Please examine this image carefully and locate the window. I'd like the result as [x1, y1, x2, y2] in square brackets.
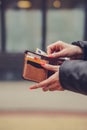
[46, 0, 86, 46]
[6, 10, 42, 52]
[47, 9, 85, 45]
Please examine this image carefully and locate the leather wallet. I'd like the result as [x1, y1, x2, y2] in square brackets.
[22, 50, 66, 82]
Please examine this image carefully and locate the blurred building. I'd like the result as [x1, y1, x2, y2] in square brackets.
[0, 0, 87, 120]
[1, 0, 87, 80]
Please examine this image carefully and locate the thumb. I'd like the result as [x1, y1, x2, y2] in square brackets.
[49, 49, 68, 58]
[40, 63, 59, 72]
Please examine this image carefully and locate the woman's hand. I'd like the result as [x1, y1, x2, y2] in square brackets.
[47, 41, 83, 59]
[29, 64, 64, 92]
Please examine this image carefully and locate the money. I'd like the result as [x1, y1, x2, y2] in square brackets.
[36, 48, 47, 56]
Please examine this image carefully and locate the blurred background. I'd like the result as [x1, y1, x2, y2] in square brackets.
[0, 0, 87, 130]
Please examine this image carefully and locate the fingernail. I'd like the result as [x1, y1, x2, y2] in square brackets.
[40, 62, 46, 66]
[48, 54, 54, 58]
[29, 86, 38, 90]
[29, 88, 33, 90]
[29, 87, 33, 89]
[29, 87, 33, 90]
[34, 57, 38, 60]
[29, 86, 37, 90]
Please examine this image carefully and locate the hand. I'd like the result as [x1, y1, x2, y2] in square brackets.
[47, 41, 83, 59]
[29, 64, 64, 92]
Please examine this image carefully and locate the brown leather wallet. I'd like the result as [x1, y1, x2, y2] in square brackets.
[22, 50, 66, 82]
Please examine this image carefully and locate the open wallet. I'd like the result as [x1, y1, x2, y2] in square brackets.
[22, 48, 69, 83]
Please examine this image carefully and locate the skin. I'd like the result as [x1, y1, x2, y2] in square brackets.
[30, 64, 64, 91]
[30, 41, 83, 92]
[47, 41, 83, 59]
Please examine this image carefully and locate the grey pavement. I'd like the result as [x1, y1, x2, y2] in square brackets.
[0, 81, 87, 112]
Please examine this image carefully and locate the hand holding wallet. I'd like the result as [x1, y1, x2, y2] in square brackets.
[22, 49, 68, 82]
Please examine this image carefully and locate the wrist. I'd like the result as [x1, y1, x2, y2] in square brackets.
[72, 41, 84, 59]
[73, 45, 84, 59]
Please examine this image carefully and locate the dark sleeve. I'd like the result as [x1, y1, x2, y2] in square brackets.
[59, 60, 87, 95]
[72, 41, 87, 60]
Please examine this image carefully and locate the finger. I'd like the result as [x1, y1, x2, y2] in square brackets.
[42, 87, 49, 92]
[42, 86, 64, 92]
[29, 83, 39, 90]
[47, 82, 64, 91]
[47, 43, 57, 54]
[56, 87, 64, 91]
[43, 87, 56, 92]
[30, 72, 59, 90]
[48, 49, 69, 58]
[49, 88, 57, 91]
[43, 82, 64, 91]
[42, 82, 58, 91]
[47, 41, 65, 55]
[47, 46, 52, 55]
[49, 87, 64, 91]
[29, 76, 54, 89]
[47, 41, 60, 54]
[41, 63, 59, 72]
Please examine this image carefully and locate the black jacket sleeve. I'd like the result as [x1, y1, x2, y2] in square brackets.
[59, 41, 87, 95]
[72, 41, 87, 60]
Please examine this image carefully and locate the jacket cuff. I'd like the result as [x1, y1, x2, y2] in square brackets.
[72, 41, 87, 60]
[59, 61, 77, 93]
[59, 60, 87, 95]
